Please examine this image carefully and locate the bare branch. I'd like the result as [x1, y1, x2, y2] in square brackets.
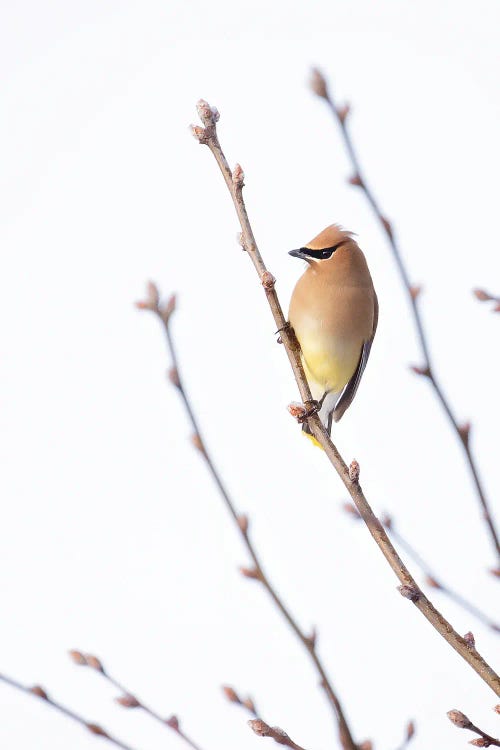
[447, 709, 500, 747]
[68, 650, 205, 750]
[137, 285, 358, 750]
[188, 99, 500, 697]
[248, 718, 310, 750]
[0, 672, 139, 750]
[310, 68, 500, 567]
[342, 507, 500, 632]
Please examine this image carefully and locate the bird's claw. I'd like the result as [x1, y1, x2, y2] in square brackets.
[297, 400, 320, 423]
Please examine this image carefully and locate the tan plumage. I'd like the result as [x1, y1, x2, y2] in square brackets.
[288, 224, 378, 437]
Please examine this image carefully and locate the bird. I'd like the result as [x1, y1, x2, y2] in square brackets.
[288, 224, 378, 441]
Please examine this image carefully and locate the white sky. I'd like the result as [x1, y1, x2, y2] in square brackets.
[1, 2, 499, 750]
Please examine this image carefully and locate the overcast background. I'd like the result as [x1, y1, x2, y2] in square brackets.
[1, 2, 499, 749]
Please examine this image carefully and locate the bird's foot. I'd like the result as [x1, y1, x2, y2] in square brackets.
[298, 399, 320, 423]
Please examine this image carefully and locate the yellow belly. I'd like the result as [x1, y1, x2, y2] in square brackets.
[301, 335, 361, 394]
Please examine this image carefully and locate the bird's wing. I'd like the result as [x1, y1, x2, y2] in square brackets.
[331, 292, 379, 424]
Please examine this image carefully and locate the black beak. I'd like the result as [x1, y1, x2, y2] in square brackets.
[288, 248, 309, 260]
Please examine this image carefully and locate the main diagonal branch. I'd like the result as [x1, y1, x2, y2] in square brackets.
[191, 99, 500, 697]
[310, 69, 500, 568]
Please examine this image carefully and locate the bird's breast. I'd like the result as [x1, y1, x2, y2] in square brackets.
[289, 279, 374, 393]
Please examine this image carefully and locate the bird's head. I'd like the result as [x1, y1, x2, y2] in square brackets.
[289, 224, 355, 263]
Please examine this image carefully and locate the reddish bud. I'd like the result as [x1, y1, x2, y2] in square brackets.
[425, 575, 442, 590]
[146, 281, 159, 309]
[406, 720, 415, 740]
[261, 271, 276, 291]
[165, 715, 180, 731]
[116, 694, 140, 708]
[469, 739, 489, 747]
[310, 68, 329, 99]
[381, 216, 393, 238]
[409, 364, 431, 377]
[490, 568, 500, 578]
[473, 288, 491, 301]
[87, 724, 109, 737]
[447, 710, 472, 729]
[398, 584, 420, 602]
[458, 422, 471, 444]
[337, 103, 351, 123]
[348, 460, 360, 483]
[306, 626, 317, 649]
[168, 367, 181, 388]
[494, 705, 500, 714]
[237, 514, 249, 534]
[68, 650, 87, 666]
[287, 402, 307, 420]
[240, 566, 262, 581]
[191, 433, 205, 452]
[135, 300, 150, 310]
[358, 742, 373, 750]
[243, 696, 257, 714]
[30, 685, 48, 700]
[85, 655, 104, 673]
[381, 512, 392, 529]
[464, 631, 476, 648]
[493, 302, 500, 312]
[196, 99, 216, 127]
[409, 285, 422, 300]
[342, 502, 360, 519]
[222, 686, 240, 704]
[232, 164, 245, 188]
[160, 294, 176, 325]
[348, 174, 363, 187]
[190, 125, 208, 143]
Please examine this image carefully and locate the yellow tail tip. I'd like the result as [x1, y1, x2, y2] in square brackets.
[303, 431, 324, 450]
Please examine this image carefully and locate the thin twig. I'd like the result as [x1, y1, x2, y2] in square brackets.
[137, 285, 358, 750]
[447, 709, 500, 747]
[0, 672, 139, 750]
[189, 99, 500, 697]
[222, 685, 258, 717]
[343, 505, 500, 633]
[248, 718, 310, 750]
[310, 68, 500, 568]
[394, 720, 415, 750]
[68, 650, 205, 750]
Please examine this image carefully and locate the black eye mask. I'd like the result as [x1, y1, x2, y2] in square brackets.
[288, 240, 348, 261]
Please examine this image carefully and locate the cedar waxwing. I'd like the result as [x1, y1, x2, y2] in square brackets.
[288, 224, 378, 439]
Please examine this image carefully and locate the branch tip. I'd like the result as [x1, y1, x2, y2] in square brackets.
[309, 68, 329, 99]
[447, 710, 472, 729]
